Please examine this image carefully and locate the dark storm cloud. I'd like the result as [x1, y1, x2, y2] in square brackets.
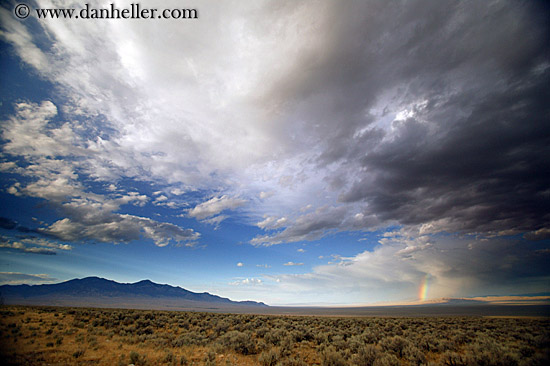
[2, 0, 549, 249]
[0, 217, 40, 234]
[431, 238, 550, 291]
[0, 217, 17, 230]
[341, 77, 550, 233]
[263, 0, 550, 238]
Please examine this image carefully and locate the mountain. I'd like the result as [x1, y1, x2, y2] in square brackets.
[0, 277, 267, 311]
[429, 298, 486, 305]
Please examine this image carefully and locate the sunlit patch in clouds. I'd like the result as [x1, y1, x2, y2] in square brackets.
[0, 272, 57, 285]
[0, 235, 72, 255]
[0, 0, 549, 304]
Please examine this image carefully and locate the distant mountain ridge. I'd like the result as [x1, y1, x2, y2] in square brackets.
[0, 277, 267, 309]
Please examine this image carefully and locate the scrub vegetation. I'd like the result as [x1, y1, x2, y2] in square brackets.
[0, 306, 548, 365]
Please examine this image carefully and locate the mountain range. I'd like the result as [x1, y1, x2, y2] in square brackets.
[0, 277, 267, 311]
[1, 277, 548, 317]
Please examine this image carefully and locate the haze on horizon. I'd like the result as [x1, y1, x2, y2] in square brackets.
[0, 0, 549, 306]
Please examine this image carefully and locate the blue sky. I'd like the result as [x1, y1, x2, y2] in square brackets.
[0, 0, 549, 306]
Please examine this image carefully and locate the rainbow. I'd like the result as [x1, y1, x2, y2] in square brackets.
[418, 274, 429, 301]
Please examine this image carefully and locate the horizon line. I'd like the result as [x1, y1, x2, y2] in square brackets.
[2, 276, 550, 307]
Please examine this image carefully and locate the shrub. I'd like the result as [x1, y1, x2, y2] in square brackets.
[203, 350, 216, 366]
[403, 344, 426, 365]
[438, 351, 468, 366]
[265, 328, 287, 346]
[379, 335, 410, 358]
[129, 350, 148, 366]
[259, 348, 281, 366]
[219, 330, 257, 355]
[179, 354, 189, 366]
[372, 353, 400, 366]
[279, 355, 308, 366]
[280, 334, 295, 356]
[1, 305, 548, 366]
[72, 349, 85, 358]
[352, 344, 379, 366]
[117, 354, 126, 366]
[322, 346, 348, 366]
[163, 351, 174, 363]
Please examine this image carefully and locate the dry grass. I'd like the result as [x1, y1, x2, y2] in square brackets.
[0, 305, 548, 365]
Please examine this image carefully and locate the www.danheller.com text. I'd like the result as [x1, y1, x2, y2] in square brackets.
[33, 3, 198, 20]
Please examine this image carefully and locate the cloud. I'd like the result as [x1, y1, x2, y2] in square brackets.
[270, 230, 550, 304]
[283, 262, 304, 266]
[0, 241, 56, 255]
[44, 215, 199, 247]
[259, 191, 274, 200]
[170, 188, 186, 196]
[0, 235, 72, 255]
[280, 1, 547, 243]
[0, 217, 17, 230]
[0, 6, 49, 71]
[255, 0, 547, 245]
[229, 278, 263, 286]
[0, 101, 200, 247]
[236, 262, 244, 267]
[524, 228, 550, 241]
[106, 184, 118, 192]
[256, 216, 287, 230]
[251, 206, 349, 246]
[1, 1, 546, 247]
[0, 101, 72, 158]
[154, 195, 167, 202]
[188, 195, 246, 221]
[186, 194, 246, 227]
[464, 295, 550, 305]
[201, 215, 229, 229]
[0, 272, 57, 285]
[19, 238, 72, 251]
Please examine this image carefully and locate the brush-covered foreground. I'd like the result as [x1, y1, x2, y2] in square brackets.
[0, 306, 548, 366]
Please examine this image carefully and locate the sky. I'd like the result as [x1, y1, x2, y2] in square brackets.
[0, 0, 549, 306]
